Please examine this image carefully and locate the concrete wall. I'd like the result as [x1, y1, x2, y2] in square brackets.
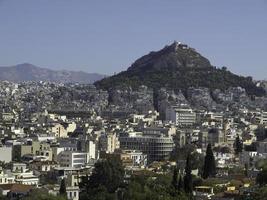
[0, 146, 12, 163]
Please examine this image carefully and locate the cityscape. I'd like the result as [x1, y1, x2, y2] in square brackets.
[0, 1, 267, 200]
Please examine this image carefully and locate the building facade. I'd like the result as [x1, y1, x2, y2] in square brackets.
[119, 132, 174, 163]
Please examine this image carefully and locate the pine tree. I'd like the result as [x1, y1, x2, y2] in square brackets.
[183, 154, 193, 194]
[80, 157, 125, 194]
[172, 167, 178, 189]
[234, 135, 243, 155]
[177, 174, 183, 191]
[59, 178, 67, 196]
[244, 163, 249, 177]
[203, 144, 216, 179]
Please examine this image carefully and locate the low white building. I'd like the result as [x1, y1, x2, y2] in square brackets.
[125, 150, 147, 167]
[15, 172, 39, 185]
[12, 163, 27, 173]
[214, 152, 233, 168]
[49, 186, 79, 200]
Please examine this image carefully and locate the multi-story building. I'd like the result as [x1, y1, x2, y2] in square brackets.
[78, 134, 98, 160]
[99, 133, 120, 153]
[15, 172, 39, 185]
[166, 106, 196, 126]
[58, 151, 88, 168]
[198, 129, 225, 148]
[262, 112, 267, 124]
[51, 122, 77, 138]
[124, 150, 147, 167]
[49, 185, 79, 200]
[0, 169, 15, 185]
[119, 131, 174, 163]
[142, 126, 176, 137]
[12, 141, 52, 161]
[29, 161, 59, 172]
[257, 139, 267, 157]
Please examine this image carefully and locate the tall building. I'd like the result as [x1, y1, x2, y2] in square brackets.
[78, 134, 98, 160]
[198, 128, 225, 148]
[119, 131, 174, 163]
[58, 151, 88, 168]
[99, 133, 120, 153]
[166, 106, 196, 126]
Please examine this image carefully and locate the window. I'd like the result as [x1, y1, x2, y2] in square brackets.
[73, 154, 86, 158]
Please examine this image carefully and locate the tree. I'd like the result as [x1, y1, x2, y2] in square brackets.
[203, 144, 216, 179]
[23, 189, 67, 200]
[222, 66, 227, 71]
[80, 185, 116, 200]
[255, 126, 267, 141]
[234, 135, 243, 155]
[79, 156, 125, 199]
[123, 172, 189, 200]
[184, 154, 193, 194]
[253, 186, 267, 200]
[257, 168, 267, 186]
[89, 157, 124, 192]
[0, 194, 7, 200]
[177, 174, 183, 191]
[171, 167, 178, 189]
[59, 178, 67, 197]
[244, 163, 249, 177]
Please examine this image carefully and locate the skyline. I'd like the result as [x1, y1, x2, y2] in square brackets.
[0, 0, 267, 79]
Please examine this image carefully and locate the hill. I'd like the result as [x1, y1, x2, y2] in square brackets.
[95, 41, 265, 96]
[0, 63, 105, 83]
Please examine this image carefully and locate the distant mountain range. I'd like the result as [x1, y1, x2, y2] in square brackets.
[0, 63, 106, 83]
[95, 41, 266, 96]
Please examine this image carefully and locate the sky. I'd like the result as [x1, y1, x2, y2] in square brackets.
[0, 0, 267, 79]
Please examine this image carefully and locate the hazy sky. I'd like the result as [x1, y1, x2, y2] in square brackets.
[0, 0, 266, 79]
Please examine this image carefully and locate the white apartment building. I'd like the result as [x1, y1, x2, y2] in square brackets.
[86, 140, 96, 160]
[166, 106, 196, 126]
[58, 151, 88, 168]
[15, 172, 39, 185]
